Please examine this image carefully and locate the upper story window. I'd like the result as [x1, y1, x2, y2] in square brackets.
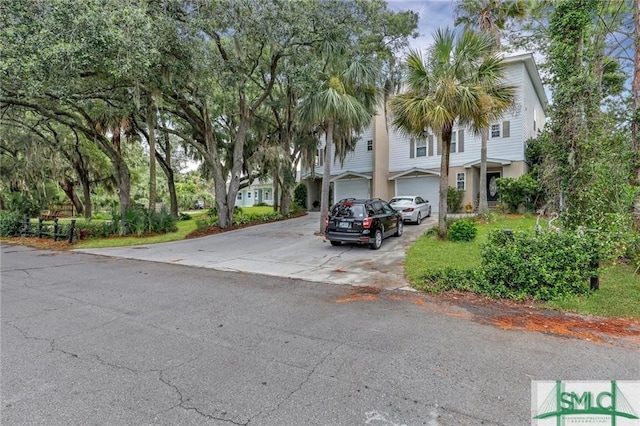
[367, 140, 373, 151]
[416, 137, 427, 157]
[451, 131, 457, 153]
[491, 124, 501, 138]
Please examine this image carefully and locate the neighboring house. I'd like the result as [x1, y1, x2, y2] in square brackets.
[235, 178, 275, 207]
[301, 53, 548, 213]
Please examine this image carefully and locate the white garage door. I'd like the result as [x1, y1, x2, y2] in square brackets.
[395, 177, 440, 213]
[334, 179, 370, 202]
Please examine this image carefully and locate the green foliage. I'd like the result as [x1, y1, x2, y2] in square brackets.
[447, 218, 478, 242]
[477, 229, 599, 300]
[0, 211, 26, 237]
[417, 267, 477, 293]
[4, 193, 43, 217]
[111, 206, 177, 236]
[75, 220, 119, 240]
[446, 187, 464, 213]
[495, 175, 539, 213]
[293, 183, 307, 209]
[179, 212, 192, 221]
[208, 205, 243, 217]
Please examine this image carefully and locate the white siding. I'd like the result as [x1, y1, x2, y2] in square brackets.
[311, 125, 375, 176]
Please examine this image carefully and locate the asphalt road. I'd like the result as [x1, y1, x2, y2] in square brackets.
[74, 212, 435, 290]
[2, 244, 638, 425]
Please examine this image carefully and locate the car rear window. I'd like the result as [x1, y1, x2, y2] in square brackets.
[331, 203, 365, 218]
[390, 198, 413, 205]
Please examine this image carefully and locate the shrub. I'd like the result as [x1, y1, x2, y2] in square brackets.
[495, 174, 539, 213]
[446, 187, 464, 213]
[75, 220, 119, 239]
[477, 229, 599, 300]
[447, 218, 478, 242]
[0, 211, 26, 237]
[111, 206, 177, 236]
[293, 184, 307, 209]
[179, 212, 192, 221]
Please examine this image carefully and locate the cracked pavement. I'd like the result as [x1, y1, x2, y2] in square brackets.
[2, 244, 639, 425]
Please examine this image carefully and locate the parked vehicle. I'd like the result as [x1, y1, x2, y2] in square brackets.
[389, 196, 431, 224]
[325, 198, 403, 250]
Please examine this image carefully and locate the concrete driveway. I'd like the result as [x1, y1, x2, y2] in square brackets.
[75, 212, 436, 290]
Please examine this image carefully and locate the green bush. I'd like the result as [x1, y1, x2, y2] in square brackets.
[447, 219, 478, 242]
[0, 211, 26, 237]
[293, 184, 307, 209]
[477, 229, 599, 300]
[179, 212, 192, 221]
[417, 267, 477, 293]
[111, 206, 177, 236]
[446, 187, 464, 213]
[75, 220, 119, 239]
[4, 193, 42, 217]
[495, 175, 539, 213]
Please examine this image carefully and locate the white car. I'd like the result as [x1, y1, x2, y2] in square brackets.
[389, 196, 431, 224]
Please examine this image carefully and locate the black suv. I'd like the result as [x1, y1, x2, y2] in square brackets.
[325, 198, 403, 250]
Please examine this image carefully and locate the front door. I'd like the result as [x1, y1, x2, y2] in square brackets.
[486, 172, 501, 202]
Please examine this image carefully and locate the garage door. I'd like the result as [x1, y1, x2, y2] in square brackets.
[334, 179, 370, 202]
[395, 177, 440, 213]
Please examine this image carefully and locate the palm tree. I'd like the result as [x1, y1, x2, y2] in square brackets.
[390, 27, 515, 236]
[455, 0, 528, 214]
[298, 58, 379, 233]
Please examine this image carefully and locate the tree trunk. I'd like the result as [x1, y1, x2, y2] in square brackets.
[633, 0, 640, 228]
[319, 123, 333, 233]
[478, 127, 489, 214]
[59, 179, 83, 216]
[156, 151, 178, 218]
[115, 157, 131, 234]
[438, 127, 452, 237]
[147, 100, 157, 213]
[80, 173, 92, 218]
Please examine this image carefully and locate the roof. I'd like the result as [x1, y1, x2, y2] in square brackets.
[388, 168, 440, 180]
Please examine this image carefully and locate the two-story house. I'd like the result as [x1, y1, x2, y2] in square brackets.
[301, 53, 548, 213]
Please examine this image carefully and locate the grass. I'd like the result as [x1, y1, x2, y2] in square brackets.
[72, 207, 270, 249]
[405, 214, 640, 319]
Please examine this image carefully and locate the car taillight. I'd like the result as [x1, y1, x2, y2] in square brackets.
[362, 217, 372, 228]
[403, 207, 415, 212]
[325, 216, 329, 227]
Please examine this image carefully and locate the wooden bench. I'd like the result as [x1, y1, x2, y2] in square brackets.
[40, 210, 61, 221]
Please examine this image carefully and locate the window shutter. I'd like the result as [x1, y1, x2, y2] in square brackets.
[436, 135, 441, 155]
[428, 135, 434, 156]
[458, 130, 464, 153]
[410, 138, 415, 158]
[503, 121, 510, 138]
[319, 148, 323, 166]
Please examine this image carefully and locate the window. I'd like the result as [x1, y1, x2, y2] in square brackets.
[416, 137, 427, 157]
[237, 193, 242, 200]
[247, 192, 251, 198]
[254, 191, 258, 198]
[502, 121, 510, 138]
[456, 172, 465, 190]
[451, 131, 457, 153]
[265, 190, 271, 200]
[367, 140, 373, 151]
[491, 124, 500, 138]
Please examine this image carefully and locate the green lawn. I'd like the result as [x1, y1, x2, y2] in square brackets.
[405, 215, 640, 319]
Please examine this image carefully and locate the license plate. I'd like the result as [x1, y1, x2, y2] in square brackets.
[338, 222, 350, 229]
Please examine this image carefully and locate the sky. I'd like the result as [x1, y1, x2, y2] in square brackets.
[387, 0, 458, 52]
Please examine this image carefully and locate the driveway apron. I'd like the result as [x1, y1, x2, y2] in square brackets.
[74, 212, 435, 290]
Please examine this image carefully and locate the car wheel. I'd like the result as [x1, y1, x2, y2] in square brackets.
[370, 228, 383, 250]
[394, 219, 403, 237]
[330, 241, 341, 246]
[416, 212, 422, 225]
